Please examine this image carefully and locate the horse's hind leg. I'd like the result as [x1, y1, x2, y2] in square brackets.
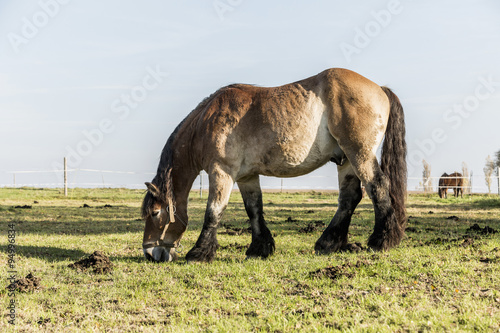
[237, 176, 275, 259]
[351, 156, 404, 251]
[315, 162, 362, 254]
[185, 166, 234, 263]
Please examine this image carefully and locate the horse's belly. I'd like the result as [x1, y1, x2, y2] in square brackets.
[256, 115, 337, 178]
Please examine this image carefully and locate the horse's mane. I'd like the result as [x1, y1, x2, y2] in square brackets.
[141, 89, 224, 218]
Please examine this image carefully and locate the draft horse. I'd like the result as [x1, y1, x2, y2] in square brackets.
[438, 172, 464, 198]
[141, 68, 407, 262]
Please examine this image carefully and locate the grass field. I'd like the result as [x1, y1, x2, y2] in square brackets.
[1, 187, 499, 332]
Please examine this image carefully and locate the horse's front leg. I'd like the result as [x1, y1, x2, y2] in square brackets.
[237, 176, 275, 259]
[185, 167, 234, 263]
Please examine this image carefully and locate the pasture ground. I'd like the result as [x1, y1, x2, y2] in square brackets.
[0, 188, 499, 332]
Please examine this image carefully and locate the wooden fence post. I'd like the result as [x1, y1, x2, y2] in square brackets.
[64, 157, 68, 197]
[200, 171, 203, 199]
[498, 167, 500, 196]
[470, 170, 473, 195]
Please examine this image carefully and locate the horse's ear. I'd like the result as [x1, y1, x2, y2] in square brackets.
[145, 182, 160, 198]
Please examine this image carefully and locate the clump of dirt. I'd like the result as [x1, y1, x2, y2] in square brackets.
[341, 242, 365, 253]
[306, 210, 315, 214]
[7, 273, 42, 292]
[97, 204, 113, 209]
[220, 225, 251, 236]
[310, 265, 353, 280]
[220, 243, 249, 251]
[14, 205, 32, 209]
[479, 257, 498, 263]
[405, 227, 418, 233]
[309, 260, 368, 281]
[68, 251, 113, 274]
[286, 216, 298, 223]
[81, 204, 91, 208]
[428, 211, 434, 214]
[284, 279, 311, 296]
[425, 238, 451, 245]
[466, 224, 497, 235]
[447, 216, 460, 221]
[460, 237, 474, 248]
[298, 221, 325, 233]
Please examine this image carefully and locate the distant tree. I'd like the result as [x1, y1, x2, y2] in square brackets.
[462, 162, 470, 194]
[422, 160, 432, 192]
[495, 149, 500, 173]
[484, 155, 495, 194]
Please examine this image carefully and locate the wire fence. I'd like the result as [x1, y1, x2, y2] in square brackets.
[0, 168, 340, 192]
[2, 168, 499, 195]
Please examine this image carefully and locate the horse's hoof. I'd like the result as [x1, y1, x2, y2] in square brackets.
[185, 246, 217, 263]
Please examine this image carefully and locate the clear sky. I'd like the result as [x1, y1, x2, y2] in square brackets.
[1, 0, 499, 191]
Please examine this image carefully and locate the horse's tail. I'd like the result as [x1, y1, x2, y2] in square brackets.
[380, 86, 407, 229]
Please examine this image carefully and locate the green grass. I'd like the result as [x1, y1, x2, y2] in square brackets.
[1, 188, 499, 332]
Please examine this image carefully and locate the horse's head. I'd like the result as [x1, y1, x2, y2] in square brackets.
[438, 173, 449, 198]
[141, 182, 186, 262]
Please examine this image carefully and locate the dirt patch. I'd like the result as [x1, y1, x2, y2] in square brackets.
[447, 216, 460, 221]
[14, 205, 32, 209]
[286, 216, 298, 223]
[405, 227, 419, 233]
[466, 224, 497, 235]
[309, 260, 369, 281]
[82, 204, 91, 208]
[425, 238, 453, 246]
[479, 257, 498, 263]
[284, 279, 311, 296]
[306, 210, 315, 214]
[298, 221, 325, 233]
[68, 251, 113, 274]
[7, 273, 42, 292]
[428, 211, 434, 214]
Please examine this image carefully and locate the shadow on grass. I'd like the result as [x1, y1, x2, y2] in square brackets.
[1, 219, 144, 236]
[0, 245, 156, 265]
[0, 245, 87, 262]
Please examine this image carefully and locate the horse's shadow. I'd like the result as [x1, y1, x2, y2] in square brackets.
[0, 245, 86, 262]
[0, 245, 147, 264]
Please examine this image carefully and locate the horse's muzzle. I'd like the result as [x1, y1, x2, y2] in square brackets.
[143, 246, 178, 262]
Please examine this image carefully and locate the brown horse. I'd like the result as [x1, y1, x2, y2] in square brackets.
[438, 172, 464, 198]
[141, 68, 407, 263]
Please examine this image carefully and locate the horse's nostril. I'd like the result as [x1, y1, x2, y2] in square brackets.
[160, 249, 168, 262]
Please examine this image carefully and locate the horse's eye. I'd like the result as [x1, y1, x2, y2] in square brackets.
[152, 210, 160, 218]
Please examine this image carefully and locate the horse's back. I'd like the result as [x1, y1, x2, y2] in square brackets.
[191, 69, 389, 179]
